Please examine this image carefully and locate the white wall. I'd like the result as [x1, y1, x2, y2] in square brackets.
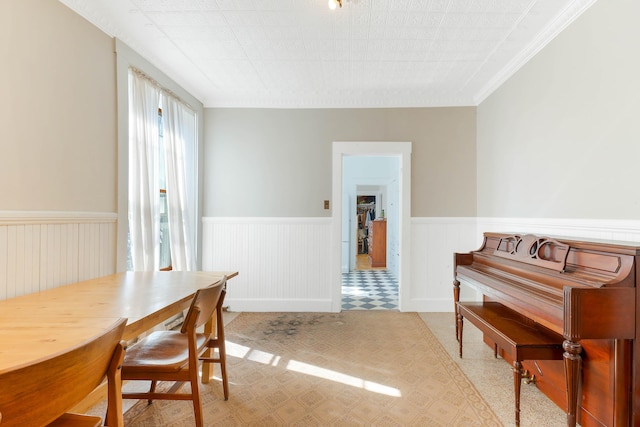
[113, 0, 640, 315]
[0, 0, 116, 212]
[204, 107, 476, 218]
[202, 217, 333, 312]
[202, 216, 480, 313]
[0, 1, 119, 299]
[11, 0, 637, 313]
[204, 0, 640, 321]
[477, 0, 640, 220]
[202, 108, 476, 313]
[199, 215, 640, 313]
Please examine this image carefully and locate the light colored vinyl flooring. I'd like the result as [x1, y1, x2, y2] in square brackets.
[120, 301, 570, 425]
[220, 310, 570, 426]
[420, 312, 572, 427]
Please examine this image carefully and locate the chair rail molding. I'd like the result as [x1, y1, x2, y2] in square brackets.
[476, 217, 640, 244]
[0, 211, 117, 224]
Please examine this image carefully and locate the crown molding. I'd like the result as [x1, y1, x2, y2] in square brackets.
[473, 0, 599, 105]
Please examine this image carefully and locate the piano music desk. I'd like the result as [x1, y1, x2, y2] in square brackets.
[456, 301, 564, 427]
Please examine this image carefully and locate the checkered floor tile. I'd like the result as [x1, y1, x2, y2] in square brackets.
[341, 270, 398, 310]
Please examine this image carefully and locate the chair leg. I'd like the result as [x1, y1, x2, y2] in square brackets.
[190, 369, 204, 427]
[217, 304, 229, 400]
[201, 340, 228, 400]
[148, 380, 157, 405]
[219, 341, 228, 400]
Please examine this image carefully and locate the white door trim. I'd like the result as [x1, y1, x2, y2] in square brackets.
[331, 141, 412, 312]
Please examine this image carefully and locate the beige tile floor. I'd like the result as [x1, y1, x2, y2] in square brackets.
[420, 312, 571, 427]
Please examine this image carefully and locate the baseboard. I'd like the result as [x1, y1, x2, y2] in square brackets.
[226, 298, 335, 313]
[402, 298, 454, 313]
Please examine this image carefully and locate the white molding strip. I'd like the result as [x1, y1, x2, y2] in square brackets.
[0, 211, 117, 225]
[202, 217, 331, 225]
[476, 217, 640, 242]
[412, 217, 479, 225]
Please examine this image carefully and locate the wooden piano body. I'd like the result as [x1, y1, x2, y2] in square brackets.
[453, 232, 639, 427]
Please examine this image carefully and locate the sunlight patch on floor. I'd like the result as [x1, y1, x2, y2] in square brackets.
[227, 342, 401, 396]
[342, 287, 370, 296]
[286, 359, 401, 397]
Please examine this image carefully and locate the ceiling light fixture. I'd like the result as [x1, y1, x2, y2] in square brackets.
[328, 0, 342, 10]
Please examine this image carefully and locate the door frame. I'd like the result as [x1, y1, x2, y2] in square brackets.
[331, 141, 412, 312]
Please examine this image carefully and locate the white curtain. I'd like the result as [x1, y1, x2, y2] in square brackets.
[162, 95, 195, 271]
[128, 67, 196, 272]
[128, 69, 161, 271]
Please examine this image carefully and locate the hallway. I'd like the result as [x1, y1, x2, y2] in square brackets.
[341, 269, 398, 310]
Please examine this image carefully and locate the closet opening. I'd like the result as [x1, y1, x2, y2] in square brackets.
[356, 194, 385, 271]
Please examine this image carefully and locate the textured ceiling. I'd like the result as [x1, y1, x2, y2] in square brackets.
[59, 0, 596, 108]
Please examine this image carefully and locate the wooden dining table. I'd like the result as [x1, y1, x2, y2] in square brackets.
[0, 271, 238, 383]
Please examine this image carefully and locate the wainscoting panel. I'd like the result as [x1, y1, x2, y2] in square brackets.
[0, 212, 117, 300]
[201, 216, 640, 313]
[409, 218, 640, 312]
[203, 216, 481, 313]
[202, 217, 333, 312]
[407, 218, 479, 312]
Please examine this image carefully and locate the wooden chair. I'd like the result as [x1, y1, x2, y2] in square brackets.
[0, 318, 127, 427]
[199, 278, 229, 400]
[121, 277, 227, 427]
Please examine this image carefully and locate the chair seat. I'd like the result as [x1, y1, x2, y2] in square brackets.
[47, 413, 102, 427]
[120, 279, 227, 427]
[123, 331, 208, 373]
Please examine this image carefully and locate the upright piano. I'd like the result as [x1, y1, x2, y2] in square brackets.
[453, 232, 639, 427]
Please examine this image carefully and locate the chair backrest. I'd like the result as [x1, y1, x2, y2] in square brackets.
[181, 277, 226, 334]
[0, 318, 127, 427]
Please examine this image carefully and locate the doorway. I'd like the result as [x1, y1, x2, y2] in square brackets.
[355, 192, 383, 271]
[330, 141, 412, 312]
[352, 181, 388, 276]
[356, 194, 376, 270]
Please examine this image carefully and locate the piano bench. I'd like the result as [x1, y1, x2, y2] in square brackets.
[456, 301, 564, 426]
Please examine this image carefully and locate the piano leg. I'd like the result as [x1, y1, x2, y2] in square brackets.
[563, 339, 582, 427]
[453, 279, 460, 341]
[513, 361, 523, 427]
[457, 312, 464, 358]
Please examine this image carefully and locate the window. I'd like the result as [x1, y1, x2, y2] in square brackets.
[158, 108, 171, 270]
[127, 68, 196, 272]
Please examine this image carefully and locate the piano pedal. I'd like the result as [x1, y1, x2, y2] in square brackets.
[522, 370, 536, 385]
